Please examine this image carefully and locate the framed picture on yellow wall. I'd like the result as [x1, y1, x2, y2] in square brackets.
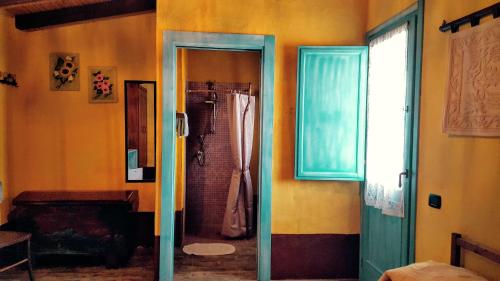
[50, 53, 80, 91]
[88, 66, 118, 103]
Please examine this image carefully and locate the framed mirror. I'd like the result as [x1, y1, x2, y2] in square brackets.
[125, 80, 156, 182]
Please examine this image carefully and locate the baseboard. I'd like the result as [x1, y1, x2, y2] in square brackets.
[153, 210, 182, 281]
[271, 233, 359, 280]
[154, 235, 160, 281]
[153, 232, 358, 280]
[131, 211, 155, 247]
[175, 209, 184, 247]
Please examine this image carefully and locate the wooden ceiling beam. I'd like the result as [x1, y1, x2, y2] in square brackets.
[0, 0, 45, 8]
[15, 0, 155, 31]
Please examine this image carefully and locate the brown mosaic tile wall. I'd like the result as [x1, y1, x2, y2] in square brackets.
[185, 82, 251, 238]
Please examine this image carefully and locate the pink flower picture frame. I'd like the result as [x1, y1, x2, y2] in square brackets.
[89, 67, 117, 103]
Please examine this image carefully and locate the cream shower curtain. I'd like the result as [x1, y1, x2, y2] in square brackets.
[221, 93, 255, 238]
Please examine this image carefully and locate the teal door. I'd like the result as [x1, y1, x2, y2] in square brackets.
[360, 13, 419, 281]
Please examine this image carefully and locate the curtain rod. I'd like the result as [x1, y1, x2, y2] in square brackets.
[186, 81, 253, 96]
[186, 89, 250, 93]
[439, 2, 499, 33]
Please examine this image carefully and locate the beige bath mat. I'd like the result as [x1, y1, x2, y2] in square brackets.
[182, 243, 236, 256]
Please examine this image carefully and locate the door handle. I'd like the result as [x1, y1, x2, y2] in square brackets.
[398, 169, 409, 187]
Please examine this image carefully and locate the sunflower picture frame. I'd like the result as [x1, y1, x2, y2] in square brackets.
[89, 67, 118, 103]
[49, 53, 80, 91]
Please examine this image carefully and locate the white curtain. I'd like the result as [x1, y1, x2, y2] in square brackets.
[364, 23, 408, 218]
[221, 93, 255, 238]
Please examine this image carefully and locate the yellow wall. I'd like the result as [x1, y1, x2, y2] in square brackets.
[417, 1, 500, 279]
[185, 49, 261, 88]
[156, 0, 368, 234]
[0, 14, 10, 223]
[3, 13, 157, 212]
[366, 0, 416, 31]
[367, 0, 500, 279]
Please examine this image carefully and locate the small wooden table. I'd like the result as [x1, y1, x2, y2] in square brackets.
[0, 231, 34, 280]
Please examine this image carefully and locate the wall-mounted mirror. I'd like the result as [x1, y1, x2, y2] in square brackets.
[125, 80, 156, 182]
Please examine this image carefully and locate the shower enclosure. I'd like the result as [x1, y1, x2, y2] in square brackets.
[184, 81, 257, 239]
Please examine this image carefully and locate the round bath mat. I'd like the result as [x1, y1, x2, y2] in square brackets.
[182, 243, 236, 256]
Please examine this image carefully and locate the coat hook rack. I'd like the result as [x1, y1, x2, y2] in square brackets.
[439, 2, 500, 33]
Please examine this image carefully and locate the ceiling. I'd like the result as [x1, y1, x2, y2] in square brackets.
[1, 0, 110, 16]
[0, 0, 155, 30]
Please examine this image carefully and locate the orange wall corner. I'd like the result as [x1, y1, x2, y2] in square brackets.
[366, 0, 417, 32]
[4, 13, 157, 213]
[367, 1, 500, 279]
[415, 1, 500, 280]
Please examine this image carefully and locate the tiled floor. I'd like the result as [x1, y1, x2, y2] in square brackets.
[174, 236, 356, 281]
[0, 247, 155, 281]
[0, 236, 356, 280]
[174, 235, 257, 281]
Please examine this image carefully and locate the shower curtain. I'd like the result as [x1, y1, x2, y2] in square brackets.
[221, 93, 256, 238]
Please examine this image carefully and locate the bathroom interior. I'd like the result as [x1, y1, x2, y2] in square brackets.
[1, 1, 499, 281]
[173, 48, 261, 280]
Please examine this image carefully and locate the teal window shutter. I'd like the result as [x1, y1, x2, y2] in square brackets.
[295, 46, 367, 181]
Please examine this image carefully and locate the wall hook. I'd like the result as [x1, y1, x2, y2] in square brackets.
[0, 71, 19, 87]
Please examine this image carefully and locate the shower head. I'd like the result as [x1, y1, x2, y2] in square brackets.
[208, 92, 218, 102]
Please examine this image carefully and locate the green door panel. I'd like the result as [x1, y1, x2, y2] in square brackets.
[360, 6, 422, 281]
[361, 205, 404, 281]
[295, 46, 367, 181]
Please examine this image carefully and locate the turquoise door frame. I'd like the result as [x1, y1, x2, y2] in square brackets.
[360, 1, 424, 280]
[160, 31, 275, 281]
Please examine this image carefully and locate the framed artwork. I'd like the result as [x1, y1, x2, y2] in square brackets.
[50, 53, 80, 91]
[88, 67, 118, 103]
[443, 19, 500, 136]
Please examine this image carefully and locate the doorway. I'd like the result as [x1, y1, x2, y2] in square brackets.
[359, 8, 421, 281]
[175, 49, 261, 280]
[160, 32, 275, 281]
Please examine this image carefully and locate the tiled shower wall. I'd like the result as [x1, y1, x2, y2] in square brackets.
[185, 82, 240, 237]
